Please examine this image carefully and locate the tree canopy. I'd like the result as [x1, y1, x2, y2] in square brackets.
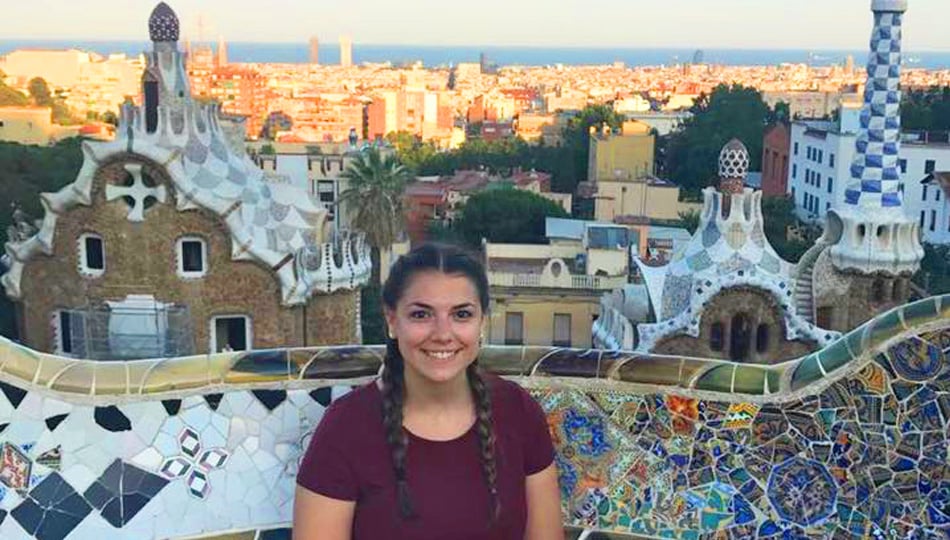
[902, 86, 950, 132]
[664, 84, 771, 197]
[338, 147, 412, 254]
[28, 77, 53, 107]
[915, 243, 950, 295]
[760, 196, 812, 263]
[454, 187, 569, 247]
[0, 77, 28, 107]
[0, 139, 85, 339]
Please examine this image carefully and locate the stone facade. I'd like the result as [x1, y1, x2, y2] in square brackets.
[653, 287, 816, 364]
[15, 152, 358, 355]
[812, 250, 913, 333]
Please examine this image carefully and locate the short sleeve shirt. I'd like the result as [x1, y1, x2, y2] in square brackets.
[296, 375, 555, 539]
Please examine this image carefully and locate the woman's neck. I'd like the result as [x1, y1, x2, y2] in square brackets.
[402, 368, 473, 414]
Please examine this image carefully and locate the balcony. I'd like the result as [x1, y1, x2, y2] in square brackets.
[487, 270, 628, 291]
[57, 299, 194, 361]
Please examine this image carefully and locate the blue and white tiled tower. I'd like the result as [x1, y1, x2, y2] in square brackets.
[828, 0, 923, 275]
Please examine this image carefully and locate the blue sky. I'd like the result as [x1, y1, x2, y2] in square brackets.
[3, 0, 948, 50]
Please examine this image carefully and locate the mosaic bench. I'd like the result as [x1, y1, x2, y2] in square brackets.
[0, 294, 947, 539]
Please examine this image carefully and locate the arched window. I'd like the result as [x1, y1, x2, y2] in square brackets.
[710, 322, 724, 352]
[730, 313, 751, 362]
[756, 324, 770, 354]
[872, 279, 886, 303]
[143, 71, 159, 133]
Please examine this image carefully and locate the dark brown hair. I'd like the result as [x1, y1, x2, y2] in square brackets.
[380, 242, 498, 522]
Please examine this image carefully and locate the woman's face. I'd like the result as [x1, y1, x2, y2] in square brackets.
[385, 270, 485, 387]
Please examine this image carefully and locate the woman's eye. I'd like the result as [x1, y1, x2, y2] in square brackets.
[455, 309, 474, 319]
[409, 310, 430, 319]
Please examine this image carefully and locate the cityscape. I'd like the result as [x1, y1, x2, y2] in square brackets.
[0, 0, 949, 539]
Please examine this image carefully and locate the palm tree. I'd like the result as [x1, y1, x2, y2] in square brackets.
[337, 147, 413, 283]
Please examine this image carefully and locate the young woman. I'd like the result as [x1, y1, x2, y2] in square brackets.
[294, 243, 562, 539]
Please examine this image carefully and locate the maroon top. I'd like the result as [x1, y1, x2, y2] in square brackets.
[297, 375, 555, 539]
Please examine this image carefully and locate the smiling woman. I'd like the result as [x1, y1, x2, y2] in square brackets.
[293, 243, 563, 540]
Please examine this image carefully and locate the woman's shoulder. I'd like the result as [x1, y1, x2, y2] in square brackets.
[316, 381, 382, 432]
[485, 374, 541, 415]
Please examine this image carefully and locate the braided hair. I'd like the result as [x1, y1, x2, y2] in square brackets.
[380, 243, 499, 522]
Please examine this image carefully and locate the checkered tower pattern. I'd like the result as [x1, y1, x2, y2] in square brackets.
[844, 0, 907, 210]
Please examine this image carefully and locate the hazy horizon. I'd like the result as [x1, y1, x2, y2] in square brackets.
[2, 0, 949, 51]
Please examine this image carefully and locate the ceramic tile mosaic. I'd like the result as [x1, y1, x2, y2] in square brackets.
[0, 295, 945, 538]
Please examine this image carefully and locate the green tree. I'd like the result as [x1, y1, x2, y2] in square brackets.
[760, 196, 811, 262]
[385, 130, 437, 173]
[0, 75, 28, 106]
[676, 209, 701, 234]
[902, 86, 950, 132]
[338, 148, 413, 343]
[0, 138, 85, 339]
[665, 84, 770, 197]
[101, 111, 119, 126]
[915, 243, 950, 295]
[28, 77, 53, 106]
[454, 188, 569, 247]
[338, 147, 413, 277]
[260, 111, 292, 140]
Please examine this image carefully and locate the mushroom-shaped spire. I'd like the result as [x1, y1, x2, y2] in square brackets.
[149, 2, 180, 43]
[718, 138, 750, 194]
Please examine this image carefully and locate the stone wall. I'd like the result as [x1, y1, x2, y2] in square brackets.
[813, 251, 913, 333]
[654, 287, 816, 364]
[16, 153, 358, 355]
[0, 295, 947, 539]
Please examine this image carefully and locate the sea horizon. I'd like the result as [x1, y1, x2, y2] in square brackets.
[3, 40, 950, 69]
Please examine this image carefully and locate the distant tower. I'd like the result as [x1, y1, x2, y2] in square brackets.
[807, 0, 923, 331]
[216, 35, 228, 66]
[845, 54, 855, 75]
[479, 52, 488, 74]
[144, 2, 191, 133]
[309, 36, 320, 65]
[339, 35, 353, 68]
[692, 49, 705, 65]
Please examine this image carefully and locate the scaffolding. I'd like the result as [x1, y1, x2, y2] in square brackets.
[63, 302, 194, 361]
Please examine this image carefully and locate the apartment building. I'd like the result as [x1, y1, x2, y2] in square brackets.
[486, 218, 631, 348]
[788, 105, 950, 243]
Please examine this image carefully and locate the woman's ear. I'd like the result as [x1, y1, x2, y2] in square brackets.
[384, 307, 396, 338]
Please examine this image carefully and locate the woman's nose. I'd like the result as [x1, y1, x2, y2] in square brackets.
[431, 315, 454, 340]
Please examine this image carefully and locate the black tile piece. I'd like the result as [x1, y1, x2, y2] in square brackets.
[161, 399, 182, 416]
[0, 422, 8, 434]
[0, 381, 27, 409]
[0, 509, 5, 525]
[83, 459, 169, 528]
[259, 528, 293, 540]
[11, 472, 92, 540]
[45, 414, 68, 432]
[94, 406, 132, 432]
[252, 389, 287, 411]
[309, 387, 332, 406]
[203, 393, 223, 411]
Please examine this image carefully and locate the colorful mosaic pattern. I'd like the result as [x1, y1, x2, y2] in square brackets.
[844, 2, 906, 208]
[0, 295, 946, 538]
[527, 321, 950, 537]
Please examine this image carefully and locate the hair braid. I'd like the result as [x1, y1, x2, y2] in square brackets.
[381, 339, 416, 519]
[467, 362, 500, 523]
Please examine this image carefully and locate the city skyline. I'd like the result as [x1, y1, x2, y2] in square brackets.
[3, 0, 950, 51]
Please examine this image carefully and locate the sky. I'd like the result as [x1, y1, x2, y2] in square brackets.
[3, 0, 949, 50]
